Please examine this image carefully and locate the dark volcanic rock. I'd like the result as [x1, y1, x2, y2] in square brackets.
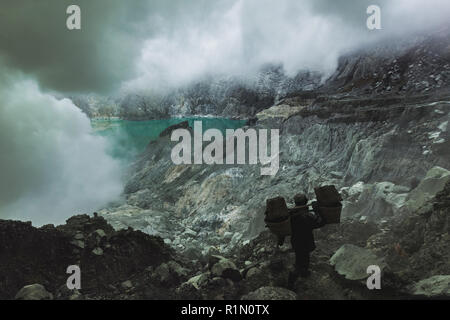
[373, 180, 450, 287]
[0, 220, 73, 299]
[0, 215, 173, 300]
[323, 28, 450, 96]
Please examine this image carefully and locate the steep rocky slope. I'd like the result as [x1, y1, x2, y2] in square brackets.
[72, 66, 321, 120]
[371, 179, 450, 287]
[98, 91, 449, 258]
[324, 27, 450, 96]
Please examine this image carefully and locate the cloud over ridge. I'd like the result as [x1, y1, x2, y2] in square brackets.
[1, 0, 449, 94]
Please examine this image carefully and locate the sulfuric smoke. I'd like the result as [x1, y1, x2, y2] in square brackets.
[0, 72, 123, 226]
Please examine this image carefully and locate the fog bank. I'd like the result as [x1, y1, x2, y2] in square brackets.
[0, 71, 123, 225]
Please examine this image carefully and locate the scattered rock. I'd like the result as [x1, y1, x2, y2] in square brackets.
[121, 280, 133, 290]
[244, 261, 253, 266]
[175, 282, 202, 300]
[245, 267, 261, 279]
[341, 181, 409, 219]
[186, 273, 210, 290]
[74, 233, 84, 240]
[409, 275, 450, 298]
[152, 261, 189, 285]
[95, 229, 107, 238]
[153, 263, 171, 283]
[0, 214, 173, 299]
[209, 255, 241, 281]
[92, 247, 104, 256]
[330, 244, 386, 281]
[405, 166, 450, 211]
[15, 284, 53, 300]
[242, 286, 297, 300]
[71, 240, 85, 249]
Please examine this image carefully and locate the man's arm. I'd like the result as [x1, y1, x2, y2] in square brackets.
[310, 201, 326, 229]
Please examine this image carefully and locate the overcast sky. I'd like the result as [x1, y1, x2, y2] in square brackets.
[0, 0, 449, 95]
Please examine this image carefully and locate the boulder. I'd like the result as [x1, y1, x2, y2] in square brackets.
[153, 261, 189, 284]
[405, 166, 450, 211]
[95, 229, 107, 238]
[341, 181, 409, 219]
[245, 267, 261, 279]
[153, 263, 171, 284]
[409, 275, 450, 298]
[242, 286, 297, 300]
[70, 240, 85, 249]
[15, 284, 53, 300]
[210, 256, 241, 281]
[167, 261, 189, 279]
[186, 273, 210, 290]
[330, 244, 386, 280]
[175, 282, 202, 300]
[92, 247, 104, 255]
[121, 280, 133, 290]
[74, 233, 84, 240]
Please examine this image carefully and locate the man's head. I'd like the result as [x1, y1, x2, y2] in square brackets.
[294, 194, 308, 206]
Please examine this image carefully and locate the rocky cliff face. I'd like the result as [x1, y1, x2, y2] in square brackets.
[324, 27, 450, 96]
[72, 28, 450, 121]
[72, 66, 321, 120]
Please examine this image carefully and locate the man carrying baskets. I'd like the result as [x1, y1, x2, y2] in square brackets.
[264, 185, 342, 282]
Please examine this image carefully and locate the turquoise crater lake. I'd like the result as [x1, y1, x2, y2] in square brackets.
[91, 118, 247, 162]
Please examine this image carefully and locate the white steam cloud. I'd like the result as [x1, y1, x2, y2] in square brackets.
[0, 72, 123, 226]
[124, 0, 450, 92]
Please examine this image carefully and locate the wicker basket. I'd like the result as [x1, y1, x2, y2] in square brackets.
[319, 204, 342, 224]
[265, 218, 292, 237]
[314, 185, 342, 206]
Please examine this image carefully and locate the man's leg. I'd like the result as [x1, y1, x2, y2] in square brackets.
[296, 250, 310, 278]
[287, 245, 300, 287]
[277, 235, 285, 246]
[288, 246, 307, 286]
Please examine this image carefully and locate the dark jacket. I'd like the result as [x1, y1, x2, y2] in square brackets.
[289, 206, 325, 252]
